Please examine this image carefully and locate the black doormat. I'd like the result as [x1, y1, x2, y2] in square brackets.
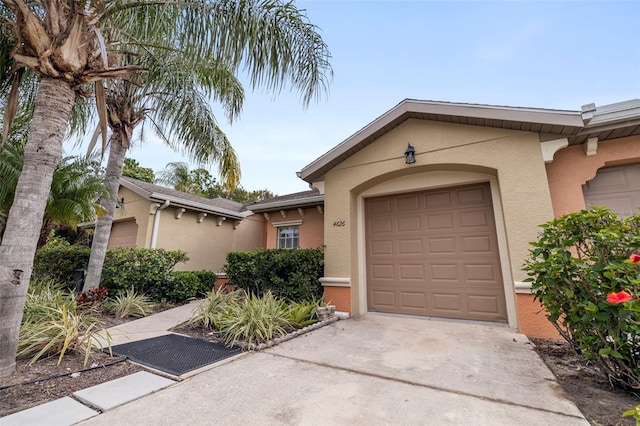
[108, 333, 242, 376]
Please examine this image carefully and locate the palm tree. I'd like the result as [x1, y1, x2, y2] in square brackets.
[0, 143, 112, 247]
[83, 5, 332, 291]
[0, 0, 331, 376]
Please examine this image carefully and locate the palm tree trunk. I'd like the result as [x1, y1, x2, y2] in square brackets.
[0, 79, 75, 377]
[83, 133, 127, 290]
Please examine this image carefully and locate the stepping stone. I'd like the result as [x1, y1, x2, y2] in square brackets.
[0, 397, 97, 426]
[73, 371, 174, 411]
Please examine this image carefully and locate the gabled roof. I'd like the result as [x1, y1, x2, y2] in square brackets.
[246, 188, 323, 213]
[120, 177, 249, 220]
[298, 99, 640, 184]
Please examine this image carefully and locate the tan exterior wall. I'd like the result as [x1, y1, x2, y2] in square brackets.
[263, 206, 324, 249]
[111, 187, 154, 248]
[546, 135, 640, 216]
[110, 187, 264, 273]
[155, 208, 263, 272]
[319, 119, 556, 329]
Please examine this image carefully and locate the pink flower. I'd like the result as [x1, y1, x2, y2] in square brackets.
[607, 291, 633, 304]
[630, 254, 640, 264]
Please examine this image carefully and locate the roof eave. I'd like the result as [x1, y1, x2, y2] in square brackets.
[247, 195, 325, 213]
[298, 99, 583, 183]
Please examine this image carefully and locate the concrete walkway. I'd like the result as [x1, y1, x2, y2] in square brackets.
[2, 306, 589, 426]
[78, 314, 587, 426]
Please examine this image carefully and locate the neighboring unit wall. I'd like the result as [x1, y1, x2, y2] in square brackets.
[530, 134, 640, 339]
[263, 206, 324, 249]
[546, 135, 640, 216]
[320, 118, 556, 328]
[109, 187, 264, 273]
[110, 187, 154, 248]
[155, 208, 263, 272]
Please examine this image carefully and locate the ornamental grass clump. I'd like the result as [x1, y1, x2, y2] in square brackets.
[217, 291, 291, 348]
[18, 279, 108, 365]
[103, 287, 156, 319]
[523, 207, 640, 390]
[188, 287, 245, 330]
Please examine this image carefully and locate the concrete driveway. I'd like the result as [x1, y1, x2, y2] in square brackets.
[80, 314, 588, 425]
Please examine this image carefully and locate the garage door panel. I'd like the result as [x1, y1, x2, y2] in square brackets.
[400, 292, 427, 309]
[398, 239, 422, 254]
[459, 210, 490, 228]
[461, 236, 492, 253]
[425, 191, 452, 209]
[430, 264, 458, 281]
[371, 291, 396, 309]
[396, 194, 420, 211]
[464, 264, 498, 281]
[399, 264, 425, 279]
[427, 237, 456, 254]
[432, 293, 462, 312]
[366, 182, 507, 322]
[370, 218, 393, 234]
[457, 186, 488, 205]
[397, 216, 421, 232]
[372, 264, 395, 279]
[468, 294, 501, 315]
[371, 240, 394, 255]
[427, 214, 454, 230]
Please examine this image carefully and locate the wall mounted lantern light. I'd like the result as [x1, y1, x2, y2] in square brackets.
[404, 143, 416, 164]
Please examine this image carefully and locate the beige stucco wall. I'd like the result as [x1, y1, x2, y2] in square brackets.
[319, 118, 556, 328]
[155, 208, 263, 272]
[263, 206, 324, 249]
[111, 187, 264, 272]
[112, 187, 154, 248]
[546, 135, 640, 216]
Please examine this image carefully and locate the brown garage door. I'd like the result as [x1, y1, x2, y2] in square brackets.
[366, 183, 507, 322]
[108, 219, 138, 249]
[583, 163, 640, 219]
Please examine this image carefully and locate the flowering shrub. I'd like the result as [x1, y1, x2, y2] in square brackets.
[523, 207, 640, 390]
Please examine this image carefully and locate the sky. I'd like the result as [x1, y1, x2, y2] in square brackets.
[66, 0, 640, 196]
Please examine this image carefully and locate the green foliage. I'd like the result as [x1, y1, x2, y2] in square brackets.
[286, 300, 319, 328]
[103, 287, 155, 319]
[100, 248, 188, 301]
[523, 207, 640, 390]
[216, 291, 291, 348]
[33, 243, 217, 303]
[224, 248, 324, 302]
[122, 158, 155, 183]
[160, 270, 217, 303]
[622, 405, 640, 425]
[19, 280, 107, 365]
[188, 288, 245, 330]
[156, 161, 276, 202]
[32, 242, 91, 289]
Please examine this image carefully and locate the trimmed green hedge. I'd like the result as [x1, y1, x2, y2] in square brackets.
[34, 245, 216, 303]
[224, 248, 324, 302]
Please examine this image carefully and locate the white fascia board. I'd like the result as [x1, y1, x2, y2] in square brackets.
[149, 193, 244, 220]
[247, 195, 325, 213]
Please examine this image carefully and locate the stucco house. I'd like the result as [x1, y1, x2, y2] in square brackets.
[106, 98, 640, 340]
[107, 177, 263, 272]
[294, 98, 640, 339]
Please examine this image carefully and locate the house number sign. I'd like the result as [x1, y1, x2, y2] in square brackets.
[333, 220, 346, 227]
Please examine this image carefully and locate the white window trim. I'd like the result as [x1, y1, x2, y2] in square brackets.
[271, 219, 303, 228]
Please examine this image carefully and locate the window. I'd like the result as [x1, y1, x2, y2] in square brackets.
[278, 226, 299, 249]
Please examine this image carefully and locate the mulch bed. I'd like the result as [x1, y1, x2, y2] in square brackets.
[531, 338, 639, 426]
